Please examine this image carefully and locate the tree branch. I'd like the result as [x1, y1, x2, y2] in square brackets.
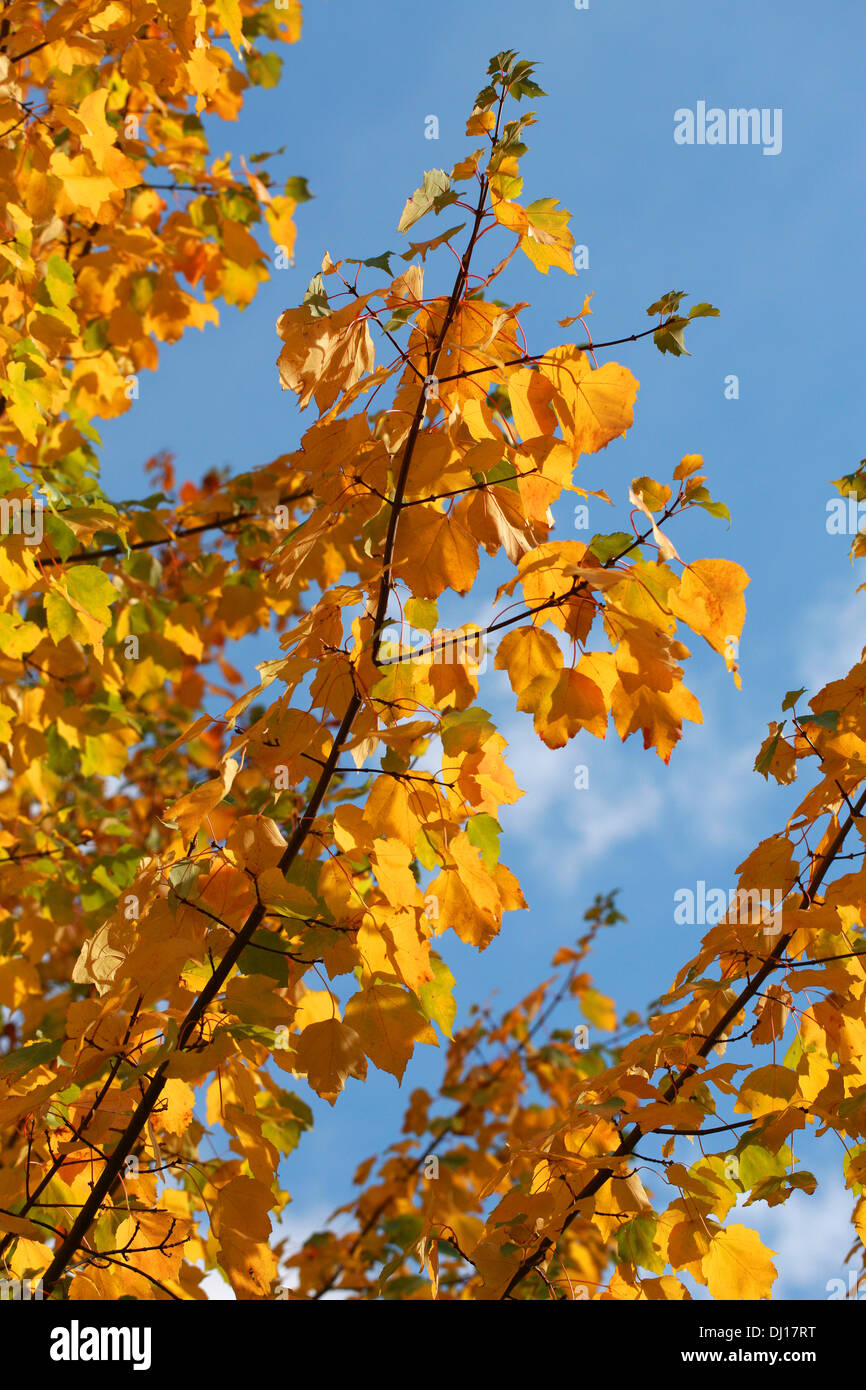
[40, 104, 501, 1298]
[500, 781, 866, 1297]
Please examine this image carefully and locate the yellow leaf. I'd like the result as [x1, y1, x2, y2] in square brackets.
[213, 1176, 276, 1299]
[371, 838, 421, 908]
[703, 1225, 777, 1300]
[518, 668, 608, 748]
[393, 503, 479, 598]
[735, 1065, 798, 1117]
[159, 1078, 195, 1136]
[63, 88, 117, 164]
[735, 836, 798, 894]
[427, 833, 503, 949]
[670, 559, 749, 661]
[540, 347, 639, 460]
[293, 1018, 367, 1104]
[674, 453, 705, 480]
[495, 625, 563, 695]
[276, 296, 376, 412]
[162, 758, 239, 841]
[343, 983, 437, 1080]
[225, 816, 288, 875]
[71, 920, 134, 996]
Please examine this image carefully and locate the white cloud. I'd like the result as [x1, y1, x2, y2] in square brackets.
[732, 1172, 857, 1300]
[667, 733, 760, 851]
[797, 585, 865, 693]
[499, 716, 663, 890]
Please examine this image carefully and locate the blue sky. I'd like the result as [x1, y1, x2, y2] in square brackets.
[98, 0, 865, 1297]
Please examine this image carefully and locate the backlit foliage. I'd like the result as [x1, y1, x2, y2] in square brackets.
[1, 32, 863, 1303]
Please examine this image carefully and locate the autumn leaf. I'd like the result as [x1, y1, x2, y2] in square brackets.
[703, 1226, 777, 1300]
[293, 1019, 367, 1104]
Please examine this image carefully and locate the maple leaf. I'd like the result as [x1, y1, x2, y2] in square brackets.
[293, 1019, 368, 1104]
[276, 295, 377, 411]
[22, 39, 865, 1316]
[703, 1226, 777, 1300]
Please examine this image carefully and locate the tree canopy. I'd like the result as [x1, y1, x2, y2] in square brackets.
[1, 13, 865, 1311]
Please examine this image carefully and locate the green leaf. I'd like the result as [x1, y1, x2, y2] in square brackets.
[383, 1213, 424, 1247]
[221, 1022, 279, 1047]
[414, 828, 439, 872]
[688, 301, 720, 319]
[346, 250, 395, 275]
[283, 176, 313, 203]
[91, 863, 123, 899]
[477, 458, 518, 491]
[653, 320, 690, 357]
[246, 50, 282, 88]
[781, 1033, 804, 1070]
[588, 532, 634, 564]
[382, 1274, 427, 1299]
[44, 256, 76, 311]
[303, 273, 329, 317]
[844, 1143, 866, 1195]
[0, 611, 41, 658]
[467, 813, 501, 867]
[81, 319, 109, 352]
[508, 76, 546, 101]
[405, 597, 438, 632]
[250, 147, 286, 165]
[440, 707, 495, 754]
[383, 303, 415, 333]
[66, 566, 117, 624]
[737, 1143, 785, 1189]
[473, 84, 499, 112]
[646, 290, 687, 318]
[167, 861, 202, 896]
[418, 953, 457, 1039]
[257, 1089, 313, 1155]
[692, 498, 731, 523]
[801, 709, 839, 730]
[43, 513, 78, 561]
[782, 688, 806, 711]
[616, 1215, 663, 1273]
[397, 170, 454, 235]
[44, 590, 77, 643]
[754, 730, 781, 775]
[401, 224, 465, 263]
[239, 928, 290, 987]
[0, 1038, 61, 1080]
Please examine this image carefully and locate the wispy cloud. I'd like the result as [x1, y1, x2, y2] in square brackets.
[796, 585, 865, 693]
[499, 717, 663, 890]
[732, 1171, 856, 1300]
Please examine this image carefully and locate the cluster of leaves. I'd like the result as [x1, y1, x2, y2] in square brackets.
[0, 33, 863, 1304]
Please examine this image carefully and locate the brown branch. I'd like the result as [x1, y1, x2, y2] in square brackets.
[40, 106, 500, 1299]
[8, 38, 51, 62]
[433, 319, 680, 385]
[39, 488, 313, 567]
[0, 996, 143, 1262]
[381, 494, 685, 667]
[500, 781, 866, 1298]
[308, 922, 600, 1299]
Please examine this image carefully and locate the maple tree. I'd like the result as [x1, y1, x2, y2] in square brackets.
[1, 28, 863, 1305]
